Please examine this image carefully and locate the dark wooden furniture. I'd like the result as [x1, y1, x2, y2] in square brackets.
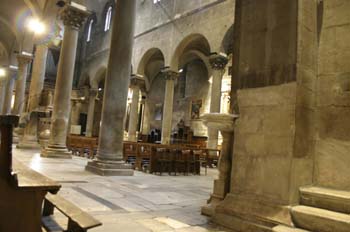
[0, 116, 102, 232]
[0, 115, 61, 232]
[43, 193, 102, 232]
[122, 141, 218, 175]
[67, 135, 98, 159]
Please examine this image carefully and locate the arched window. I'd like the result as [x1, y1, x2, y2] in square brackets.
[87, 19, 94, 42]
[104, 6, 113, 31]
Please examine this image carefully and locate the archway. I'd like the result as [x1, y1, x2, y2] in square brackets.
[170, 34, 212, 139]
[137, 48, 165, 140]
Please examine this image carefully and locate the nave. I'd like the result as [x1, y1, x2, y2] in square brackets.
[13, 147, 229, 232]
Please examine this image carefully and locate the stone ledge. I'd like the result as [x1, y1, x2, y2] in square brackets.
[291, 205, 350, 232]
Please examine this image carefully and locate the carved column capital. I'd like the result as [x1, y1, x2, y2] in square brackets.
[17, 54, 33, 66]
[59, 4, 90, 30]
[89, 88, 99, 96]
[209, 53, 229, 70]
[161, 68, 179, 81]
[130, 74, 145, 90]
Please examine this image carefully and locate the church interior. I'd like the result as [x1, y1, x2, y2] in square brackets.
[0, 0, 350, 231]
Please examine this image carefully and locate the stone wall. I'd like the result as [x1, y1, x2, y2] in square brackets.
[315, 0, 350, 190]
[212, 0, 319, 230]
[75, 0, 235, 137]
[232, 83, 297, 204]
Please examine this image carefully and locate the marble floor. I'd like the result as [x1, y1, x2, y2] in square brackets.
[13, 147, 231, 232]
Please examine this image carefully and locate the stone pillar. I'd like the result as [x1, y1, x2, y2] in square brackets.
[200, 114, 237, 216]
[207, 53, 228, 149]
[2, 75, 15, 115]
[86, 88, 98, 137]
[27, 44, 48, 112]
[128, 75, 145, 142]
[160, 69, 178, 145]
[12, 54, 33, 115]
[86, 0, 136, 176]
[141, 97, 151, 135]
[41, 4, 89, 158]
[0, 79, 7, 115]
[17, 44, 48, 148]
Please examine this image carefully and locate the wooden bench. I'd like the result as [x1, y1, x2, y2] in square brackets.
[0, 115, 61, 232]
[42, 193, 102, 232]
[67, 135, 98, 159]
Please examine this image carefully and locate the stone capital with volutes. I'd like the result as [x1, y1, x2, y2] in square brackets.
[209, 53, 229, 70]
[161, 68, 178, 81]
[17, 54, 33, 66]
[130, 74, 145, 90]
[59, 3, 90, 30]
[89, 88, 99, 96]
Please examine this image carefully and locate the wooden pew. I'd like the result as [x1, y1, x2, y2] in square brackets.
[0, 116, 102, 232]
[0, 115, 61, 232]
[67, 135, 98, 159]
[42, 193, 102, 232]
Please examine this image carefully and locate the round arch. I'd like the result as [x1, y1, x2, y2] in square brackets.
[137, 48, 165, 92]
[170, 33, 211, 70]
[90, 66, 107, 89]
[220, 24, 234, 55]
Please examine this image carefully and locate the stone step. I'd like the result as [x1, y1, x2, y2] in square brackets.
[273, 225, 310, 232]
[291, 205, 350, 232]
[300, 186, 350, 214]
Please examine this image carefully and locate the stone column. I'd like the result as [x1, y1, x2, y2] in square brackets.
[200, 113, 237, 216]
[0, 79, 7, 115]
[17, 44, 48, 148]
[2, 75, 15, 115]
[128, 75, 145, 142]
[141, 97, 151, 135]
[12, 54, 33, 115]
[207, 53, 228, 149]
[41, 4, 89, 158]
[160, 68, 178, 145]
[85, 88, 98, 137]
[27, 44, 48, 112]
[86, 0, 136, 176]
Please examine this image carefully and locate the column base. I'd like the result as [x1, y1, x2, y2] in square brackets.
[17, 137, 41, 149]
[201, 179, 227, 216]
[210, 193, 292, 232]
[41, 146, 72, 159]
[85, 160, 134, 176]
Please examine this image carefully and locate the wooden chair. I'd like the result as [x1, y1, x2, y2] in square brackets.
[174, 149, 189, 175]
[193, 149, 207, 175]
[137, 143, 153, 171]
[155, 147, 174, 175]
[123, 142, 138, 168]
[187, 150, 200, 175]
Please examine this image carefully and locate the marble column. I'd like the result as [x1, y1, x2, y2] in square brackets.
[12, 54, 33, 115]
[128, 75, 145, 142]
[2, 75, 15, 115]
[207, 53, 228, 149]
[41, 4, 89, 158]
[86, 0, 136, 176]
[86, 88, 98, 137]
[160, 68, 178, 145]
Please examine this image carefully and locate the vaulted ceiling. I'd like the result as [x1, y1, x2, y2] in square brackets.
[0, 0, 60, 65]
